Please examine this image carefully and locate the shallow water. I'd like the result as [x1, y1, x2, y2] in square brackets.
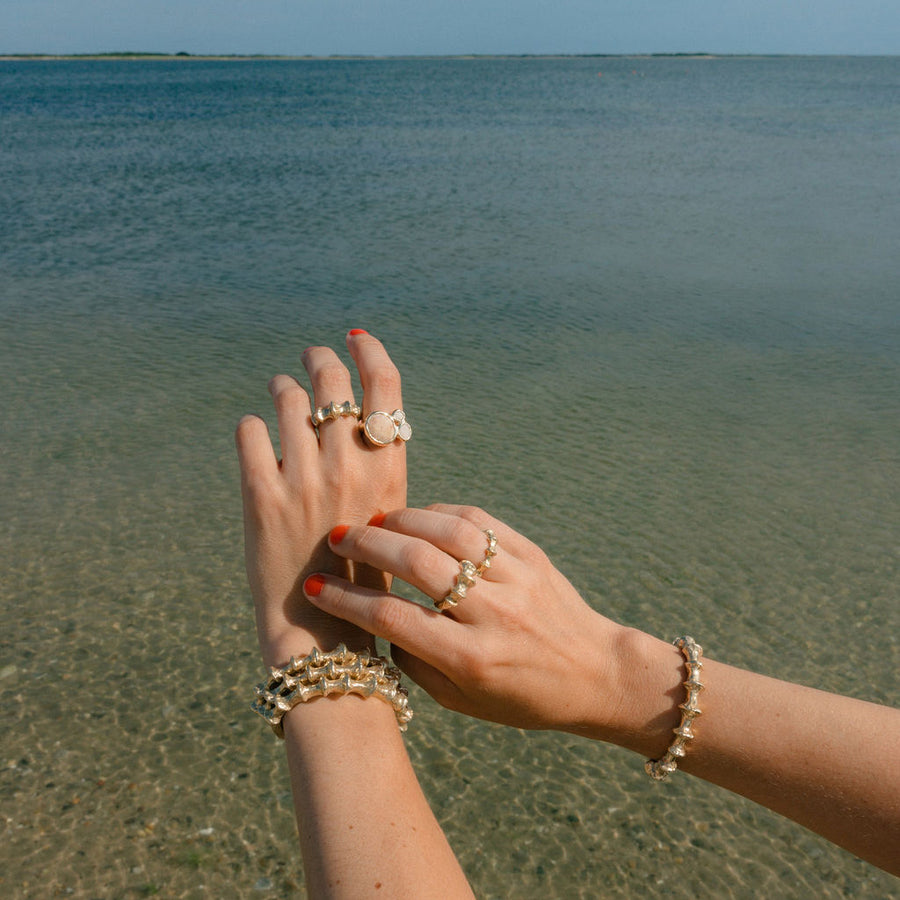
[1, 57, 899, 897]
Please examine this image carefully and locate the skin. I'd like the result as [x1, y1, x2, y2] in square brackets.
[306, 504, 900, 876]
[235, 331, 474, 900]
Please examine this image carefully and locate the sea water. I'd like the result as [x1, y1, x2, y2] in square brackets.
[1, 56, 898, 898]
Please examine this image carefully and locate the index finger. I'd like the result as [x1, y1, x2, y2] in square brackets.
[304, 573, 462, 668]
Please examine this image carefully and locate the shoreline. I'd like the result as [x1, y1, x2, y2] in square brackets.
[0, 52, 888, 62]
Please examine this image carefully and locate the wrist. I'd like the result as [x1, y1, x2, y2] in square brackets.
[258, 621, 373, 670]
[575, 625, 685, 757]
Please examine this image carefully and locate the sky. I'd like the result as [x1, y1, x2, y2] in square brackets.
[2, 0, 898, 57]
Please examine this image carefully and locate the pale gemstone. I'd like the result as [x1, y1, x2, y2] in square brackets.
[365, 411, 397, 445]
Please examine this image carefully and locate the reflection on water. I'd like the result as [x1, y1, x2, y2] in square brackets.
[1, 57, 898, 897]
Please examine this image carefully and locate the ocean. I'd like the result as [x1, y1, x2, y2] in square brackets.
[1, 56, 898, 898]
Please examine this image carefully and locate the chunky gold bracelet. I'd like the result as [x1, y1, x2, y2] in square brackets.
[251, 644, 413, 737]
[645, 635, 703, 781]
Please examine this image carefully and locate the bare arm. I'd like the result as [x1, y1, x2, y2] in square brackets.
[613, 629, 900, 873]
[235, 334, 473, 900]
[305, 504, 900, 875]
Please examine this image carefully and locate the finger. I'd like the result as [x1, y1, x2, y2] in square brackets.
[424, 503, 533, 559]
[303, 573, 458, 666]
[267, 375, 317, 476]
[345, 329, 403, 418]
[302, 345, 358, 453]
[235, 414, 279, 497]
[329, 523, 477, 611]
[369, 508, 504, 580]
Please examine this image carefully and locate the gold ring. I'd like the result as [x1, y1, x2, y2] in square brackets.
[475, 529, 499, 576]
[361, 409, 412, 447]
[312, 401, 361, 426]
[434, 560, 478, 611]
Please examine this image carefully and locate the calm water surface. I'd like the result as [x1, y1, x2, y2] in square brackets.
[1, 57, 899, 898]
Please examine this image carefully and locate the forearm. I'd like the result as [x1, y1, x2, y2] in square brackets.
[303, 507, 900, 874]
[603, 628, 900, 874]
[282, 695, 475, 900]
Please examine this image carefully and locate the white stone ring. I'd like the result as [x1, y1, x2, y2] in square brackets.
[361, 409, 412, 447]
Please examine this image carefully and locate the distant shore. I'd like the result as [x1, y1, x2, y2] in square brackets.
[0, 51, 865, 62]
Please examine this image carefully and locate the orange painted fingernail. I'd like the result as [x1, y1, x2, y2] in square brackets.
[368, 512, 386, 527]
[304, 574, 326, 597]
[329, 524, 350, 544]
[348, 328, 368, 336]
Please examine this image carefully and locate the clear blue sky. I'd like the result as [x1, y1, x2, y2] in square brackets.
[3, 0, 898, 56]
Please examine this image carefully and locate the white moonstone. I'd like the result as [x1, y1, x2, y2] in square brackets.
[365, 411, 397, 445]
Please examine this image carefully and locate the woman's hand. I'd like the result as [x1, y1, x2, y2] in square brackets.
[235, 330, 407, 668]
[302, 504, 686, 743]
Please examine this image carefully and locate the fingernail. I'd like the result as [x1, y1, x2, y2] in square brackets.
[304, 574, 326, 597]
[329, 524, 350, 544]
[368, 512, 386, 527]
[348, 329, 368, 336]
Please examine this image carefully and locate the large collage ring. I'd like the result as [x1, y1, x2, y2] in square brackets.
[311, 402, 413, 449]
[434, 529, 500, 612]
[361, 409, 412, 447]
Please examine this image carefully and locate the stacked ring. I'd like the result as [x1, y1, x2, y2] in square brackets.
[311, 403, 413, 450]
[434, 529, 500, 612]
[361, 409, 412, 447]
[312, 400, 361, 426]
[475, 529, 498, 576]
[434, 560, 478, 611]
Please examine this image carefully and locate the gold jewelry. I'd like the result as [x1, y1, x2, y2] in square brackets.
[252, 644, 413, 737]
[475, 529, 499, 575]
[434, 559, 478, 611]
[361, 409, 412, 447]
[312, 400, 361, 426]
[645, 636, 703, 780]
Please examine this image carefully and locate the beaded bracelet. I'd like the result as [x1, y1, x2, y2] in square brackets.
[645, 635, 703, 781]
[251, 644, 413, 737]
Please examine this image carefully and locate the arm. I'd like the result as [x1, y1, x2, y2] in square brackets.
[304, 504, 900, 875]
[235, 334, 473, 900]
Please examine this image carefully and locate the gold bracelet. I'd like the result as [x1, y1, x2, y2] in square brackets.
[251, 644, 413, 737]
[645, 636, 703, 781]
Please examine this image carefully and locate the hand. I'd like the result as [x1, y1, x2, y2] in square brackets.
[302, 504, 679, 741]
[235, 330, 407, 668]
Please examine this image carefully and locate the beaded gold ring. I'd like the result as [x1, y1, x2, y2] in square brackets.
[434, 559, 478, 611]
[475, 529, 499, 576]
[312, 400, 361, 426]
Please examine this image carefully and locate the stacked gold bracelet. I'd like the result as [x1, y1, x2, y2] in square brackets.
[645, 635, 704, 781]
[252, 644, 413, 737]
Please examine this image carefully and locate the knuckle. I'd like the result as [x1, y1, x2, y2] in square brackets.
[446, 515, 480, 548]
[270, 378, 308, 408]
[365, 361, 401, 395]
[402, 542, 443, 588]
[240, 461, 271, 496]
[457, 640, 492, 683]
[370, 596, 412, 638]
[457, 505, 487, 524]
[520, 540, 550, 569]
[314, 359, 350, 388]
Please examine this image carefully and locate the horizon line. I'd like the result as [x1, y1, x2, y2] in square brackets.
[3, 50, 897, 60]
